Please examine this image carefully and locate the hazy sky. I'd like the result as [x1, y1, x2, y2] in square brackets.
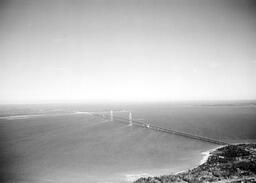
[0, 0, 256, 103]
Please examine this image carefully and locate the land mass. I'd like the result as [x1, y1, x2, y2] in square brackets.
[134, 144, 256, 183]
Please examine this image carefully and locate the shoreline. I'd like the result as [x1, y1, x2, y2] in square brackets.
[134, 143, 256, 183]
[173, 145, 226, 176]
[126, 146, 224, 182]
[125, 146, 224, 182]
[175, 145, 227, 175]
[199, 145, 226, 165]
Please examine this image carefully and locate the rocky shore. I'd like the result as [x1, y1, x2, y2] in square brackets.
[134, 144, 256, 183]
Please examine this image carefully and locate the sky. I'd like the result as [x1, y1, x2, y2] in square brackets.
[0, 0, 256, 104]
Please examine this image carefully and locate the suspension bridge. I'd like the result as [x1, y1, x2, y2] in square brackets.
[89, 110, 228, 146]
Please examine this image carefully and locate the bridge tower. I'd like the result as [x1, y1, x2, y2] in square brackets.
[110, 110, 113, 121]
[129, 112, 133, 126]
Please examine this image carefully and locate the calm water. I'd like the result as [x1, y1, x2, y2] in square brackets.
[0, 102, 256, 183]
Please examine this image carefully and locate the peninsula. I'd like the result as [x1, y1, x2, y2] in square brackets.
[134, 144, 256, 183]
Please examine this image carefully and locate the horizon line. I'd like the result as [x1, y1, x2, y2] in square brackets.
[1, 99, 256, 105]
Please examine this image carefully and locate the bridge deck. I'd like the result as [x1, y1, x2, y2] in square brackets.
[92, 113, 228, 146]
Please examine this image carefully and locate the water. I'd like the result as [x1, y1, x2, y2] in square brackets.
[0, 102, 256, 183]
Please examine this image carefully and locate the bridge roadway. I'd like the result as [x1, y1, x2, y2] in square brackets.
[92, 113, 228, 146]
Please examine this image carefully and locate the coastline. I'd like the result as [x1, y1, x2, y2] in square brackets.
[173, 146, 226, 176]
[199, 145, 226, 165]
[134, 143, 256, 183]
[126, 146, 224, 182]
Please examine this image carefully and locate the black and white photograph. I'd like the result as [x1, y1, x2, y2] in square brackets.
[0, 0, 256, 182]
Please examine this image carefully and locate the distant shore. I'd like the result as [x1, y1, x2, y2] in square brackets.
[134, 143, 256, 183]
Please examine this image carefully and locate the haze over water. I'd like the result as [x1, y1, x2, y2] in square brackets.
[1, 102, 255, 183]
